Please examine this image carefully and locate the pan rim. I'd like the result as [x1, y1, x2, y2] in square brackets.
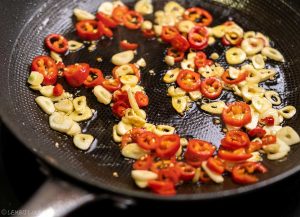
[1, 0, 300, 201]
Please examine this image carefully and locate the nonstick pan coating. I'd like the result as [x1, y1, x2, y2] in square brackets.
[1, 0, 300, 200]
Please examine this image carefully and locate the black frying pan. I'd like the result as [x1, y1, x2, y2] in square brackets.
[1, 0, 300, 216]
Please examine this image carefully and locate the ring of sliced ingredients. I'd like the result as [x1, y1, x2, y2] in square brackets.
[27, 0, 300, 196]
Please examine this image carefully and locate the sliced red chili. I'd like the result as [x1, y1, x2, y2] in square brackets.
[176, 69, 201, 92]
[248, 127, 266, 138]
[185, 139, 216, 167]
[112, 100, 130, 118]
[56, 62, 65, 72]
[222, 102, 252, 127]
[207, 157, 225, 175]
[98, 21, 113, 38]
[102, 78, 121, 92]
[221, 70, 248, 85]
[148, 180, 176, 195]
[184, 7, 213, 26]
[176, 162, 196, 181]
[112, 6, 129, 24]
[133, 155, 153, 170]
[76, 20, 102, 41]
[161, 26, 179, 43]
[156, 134, 180, 159]
[221, 36, 231, 46]
[83, 68, 104, 88]
[121, 128, 145, 148]
[261, 116, 275, 126]
[262, 135, 276, 145]
[199, 167, 211, 183]
[113, 90, 129, 103]
[200, 77, 223, 99]
[45, 34, 68, 54]
[218, 148, 252, 162]
[96, 12, 117, 28]
[137, 132, 160, 151]
[142, 29, 156, 38]
[63, 63, 90, 88]
[232, 162, 267, 184]
[123, 10, 143, 30]
[171, 34, 190, 52]
[150, 160, 174, 174]
[247, 141, 263, 153]
[188, 26, 209, 50]
[53, 83, 64, 96]
[120, 40, 139, 50]
[194, 51, 211, 68]
[158, 167, 181, 185]
[31, 56, 58, 85]
[135, 91, 149, 107]
[221, 130, 250, 150]
[167, 47, 185, 62]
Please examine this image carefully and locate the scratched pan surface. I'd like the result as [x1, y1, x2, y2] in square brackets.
[1, 0, 300, 200]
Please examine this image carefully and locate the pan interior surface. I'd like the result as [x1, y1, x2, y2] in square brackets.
[3, 0, 300, 200]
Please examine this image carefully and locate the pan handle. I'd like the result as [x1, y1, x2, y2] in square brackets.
[17, 178, 100, 217]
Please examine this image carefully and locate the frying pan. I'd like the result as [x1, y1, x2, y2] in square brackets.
[0, 0, 300, 216]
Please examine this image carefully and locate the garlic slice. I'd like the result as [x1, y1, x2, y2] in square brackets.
[276, 126, 300, 146]
[278, 106, 296, 119]
[73, 96, 87, 113]
[259, 108, 280, 125]
[73, 134, 94, 150]
[266, 139, 290, 160]
[49, 112, 73, 133]
[27, 71, 44, 86]
[68, 107, 93, 122]
[54, 99, 74, 114]
[241, 38, 264, 55]
[111, 51, 134, 66]
[120, 75, 139, 86]
[134, 0, 153, 15]
[35, 96, 55, 115]
[40, 85, 54, 97]
[252, 54, 265, 69]
[68, 40, 84, 52]
[189, 90, 202, 101]
[163, 68, 180, 83]
[66, 121, 81, 137]
[201, 101, 226, 115]
[177, 20, 195, 33]
[117, 120, 132, 136]
[121, 143, 149, 159]
[131, 170, 158, 182]
[98, 2, 113, 16]
[263, 125, 282, 135]
[73, 8, 96, 21]
[154, 125, 175, 136]
[265, 91, 281, 106]
[181, 59, 195, 71]
[165, 55, 175, 66]
[258, 68, 277, 82]
[172, 96, 187, 114]
[251, 96, 272, 114]
[225, 47, 246, 65]
[245, 107, 259, 130]
[262, 47, 284, 62]
[212, 25, 227, 38]
[93, 85, 112, 105]
[167, 86, 186, 97]
[113, 125, 122, 143]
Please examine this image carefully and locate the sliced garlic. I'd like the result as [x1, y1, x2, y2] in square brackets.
[228, 67, 241, 79]
[134, 0, 153, 15]
[111, 51, 134, 66]
[247, 152, 262, 162]
[98, 2, 113, 16]
[73, 8, 96, 21]
[93, 85, 112, 105]
[164, 1, 184, 16]
[163, 68, 180, 83]
[120, 75, 139, 86]
[252, 54, 265, 69]
[35, 96, 55, 115]
[181, 59, 195, 70]
[189, 90, 202, 101]
[263, 125, 282, 135]
[201, 101, 226, 115]
[165, 55, 175, 66]
[50, 51, 63, 63]
[256, 32, 270, 47]
[257, 68, 277, 82]
[172, 96, 188, 114]
[143, 123, 156, 132]
[245, 107, 259, 130]
[141, 20, 153, 30]
[262, 47, 284, 62]
[117, 120, 132, 136]
[212, 25, 227, 38]
[276, 126, 300, 146]
[122, 110, 146, 127]
[241, 84, 265, 101]
[153, 25, 163, 36]
[135, 180, 148, 188]
[202, 161, 224, 184]
[73, 96, 87, 113]
[49, 112, 73, 133]
[73, 134, 94, 150]
[243, 31, 256, 39]
[225, 47, 246, 65]
[245, 68, 262, 84]
[30, 85, 42, 91]
[68, 40, 84, 52]
[121, 143, 149, 159]
[136, 58, 146, 67]
[259, 108, 280, 125]
[50, 92, 73, 102]
[177, 20, 195, 33]
[167, 86, 186, 97]
[278, 106, 296, 119]
[115, 64, 135, 77]
[66, 121, 81, 137]
[265, 91, 281, 106]
[54, 99, 74, 114]
[28, 71, 44, 86]
[267, 139, 290, 160]
[68, 107, 93, 122]
[154, 125, 175, 136]
[251, 96, 272, 114]
[241, 37, 264, 55]
[113, 125, 122, 143]
[40, 85, 54, 97]
[210, 53, 219, 60]
[180, 138, 188, 146]
[131, 170, 158, 182]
